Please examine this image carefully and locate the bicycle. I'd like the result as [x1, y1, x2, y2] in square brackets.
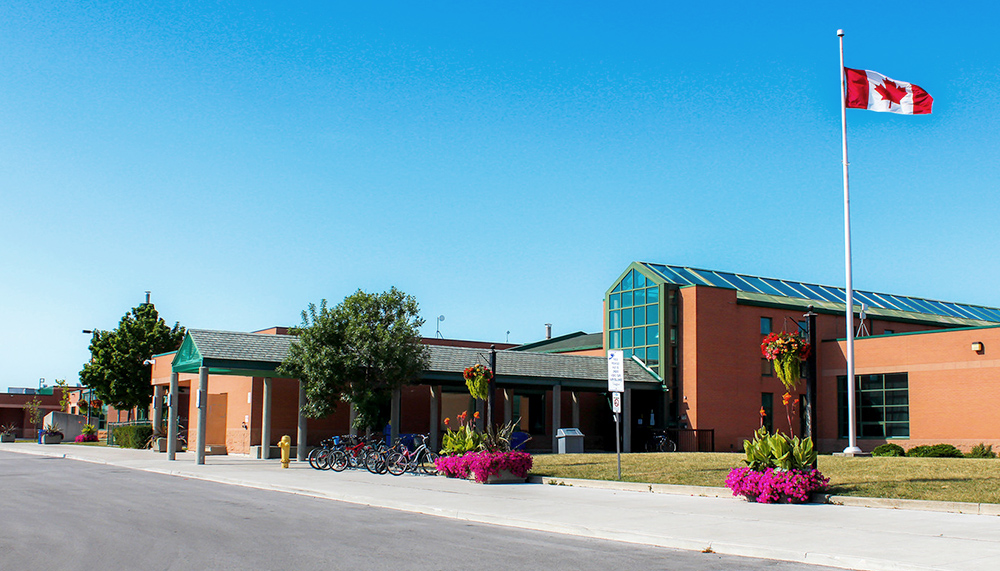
[386, 434, 438, 476]
[646, 429, 677, 453]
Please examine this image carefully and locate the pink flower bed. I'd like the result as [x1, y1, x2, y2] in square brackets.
[725, 467, 829, 504]
[435, 451, 533, 483]
[75, 434, 98, 443]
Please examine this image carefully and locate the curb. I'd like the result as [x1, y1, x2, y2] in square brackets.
[529, 475, 1000, 516]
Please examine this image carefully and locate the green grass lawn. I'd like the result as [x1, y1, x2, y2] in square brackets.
[530, 452, 1000, 504]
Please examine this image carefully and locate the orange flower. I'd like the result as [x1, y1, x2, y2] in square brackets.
[473, 411, 480, 419]
[759, 407, 766, 417]
[444, 417, 450, 425]
[782, 392, 792, 405]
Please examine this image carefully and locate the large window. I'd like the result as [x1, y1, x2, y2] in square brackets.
[838, 373, 909, 438]
[609, 269, 660, 372]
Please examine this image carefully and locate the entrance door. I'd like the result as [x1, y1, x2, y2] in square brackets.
[206, 393, 228, 447]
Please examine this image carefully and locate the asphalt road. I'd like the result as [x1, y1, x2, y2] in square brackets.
[0, 451, 835, 571]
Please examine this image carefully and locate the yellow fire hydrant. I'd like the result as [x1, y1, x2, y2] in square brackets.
[279, 435, 291, 469]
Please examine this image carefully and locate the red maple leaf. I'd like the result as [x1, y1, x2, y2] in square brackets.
[875, 78, 908, 106]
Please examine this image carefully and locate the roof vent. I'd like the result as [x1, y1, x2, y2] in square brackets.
[545, 323, 552, 339]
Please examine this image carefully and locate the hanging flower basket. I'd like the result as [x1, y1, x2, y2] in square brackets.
[761, 332, 811, 391]
[463, 364, 493, 401]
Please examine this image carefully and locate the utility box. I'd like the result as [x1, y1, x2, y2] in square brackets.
[556, 428, 584, 454]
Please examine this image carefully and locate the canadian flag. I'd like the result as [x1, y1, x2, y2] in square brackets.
[845, 68, 933, 115]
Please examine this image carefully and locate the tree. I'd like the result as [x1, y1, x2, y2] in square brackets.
[79, 301, 184, 419]
[279, 287, 429, 431]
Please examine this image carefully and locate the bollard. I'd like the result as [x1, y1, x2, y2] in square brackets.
[279, 435, 291, 469]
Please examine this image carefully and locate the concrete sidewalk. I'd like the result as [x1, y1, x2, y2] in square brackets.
[3, 442, 998, 571]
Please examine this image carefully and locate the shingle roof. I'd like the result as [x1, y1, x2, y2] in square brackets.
[187, 329, 297, 364]
[427, 345, 658, 385]
[176, 330, 659, 388]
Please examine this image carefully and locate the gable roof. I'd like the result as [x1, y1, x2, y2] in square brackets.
[172, 329, 297, 376]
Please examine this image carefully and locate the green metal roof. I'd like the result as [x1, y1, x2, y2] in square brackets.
[635, 262, 1000, 327]
[511, 331, 603, 354]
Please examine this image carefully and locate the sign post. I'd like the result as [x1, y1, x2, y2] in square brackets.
[608, 351, 624, 480]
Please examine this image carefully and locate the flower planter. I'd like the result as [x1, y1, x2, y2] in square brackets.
[0, 434, 14, 443]
[469, 468, 527, 484]
[41, 434, 63, 445]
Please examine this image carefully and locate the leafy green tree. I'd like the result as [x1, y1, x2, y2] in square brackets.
[279, 287, 429, 431]
[80, 302, 184, 419]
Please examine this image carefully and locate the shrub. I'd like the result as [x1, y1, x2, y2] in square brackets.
[871, 443, 906, 457]
[81, 424, 96, 436]
[906, 444, 964, 458]
[112, 425, 154, 449]
[75, 434, 99, 443]
[967, 443, 997, 459]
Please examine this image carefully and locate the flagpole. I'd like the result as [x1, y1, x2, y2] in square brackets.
[838, 29, 862, 454]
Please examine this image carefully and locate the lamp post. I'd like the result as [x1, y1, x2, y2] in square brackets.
[82, 330, 97, 425]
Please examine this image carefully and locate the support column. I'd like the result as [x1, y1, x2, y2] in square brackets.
[571, 391, 580, 428]
[349, 403, 357, 437]
[623, 387, 632, 453]
[475, 399, 485, 431]
[152, 385, 164, 434]
[261, 378, 273, 459]
[503, 389, 513, 425]
[390, 388, 401, 444]
[552, 384, 562, 453]
[196, 366, 208, 465]
[297, 380, 307, 462]
[167, 372, 178, 461]
[429, 386, 440, 451]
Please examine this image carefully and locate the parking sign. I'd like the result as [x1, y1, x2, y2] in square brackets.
[607, 350, 624, 393]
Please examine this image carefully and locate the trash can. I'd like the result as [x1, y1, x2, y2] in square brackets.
[556, 428, 584, 454]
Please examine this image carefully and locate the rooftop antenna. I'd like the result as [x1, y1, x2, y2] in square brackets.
[506, 330, 510, 343]
[436, 315, 445, 339]
[856, 303, 870, 337]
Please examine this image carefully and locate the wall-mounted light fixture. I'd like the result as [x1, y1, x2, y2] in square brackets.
[972, 342, 984, 353]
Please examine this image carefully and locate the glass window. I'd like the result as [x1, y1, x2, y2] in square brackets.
[622, 307, 633, 327]
[609, 293, 621, 309]
[761, 393, 774, 433]
[838, 373, 909, 438]
[646, 346, 659, 367]
[624, 348, 633, 358]
[634, 306, 646, 326]
[646, 325, 659, 346]
[647, 303, 658, 325]
[646, 287, 659, 303]
[670, 327, 677, 344]
[612, 282, 621, 293]
[635, 272, 647, 288]
[670, 304, 678, 325]
[760, 317, 772, 335]
[883, 329, 895, 335]
[609, 310, 620, 329]
[621, 328, 633, 348]
[761, 358, 773, 376]
[633, 346, 645, 360]
[622, 290, 633, 308]
[623, 270, 634, 290]
[610, 330, 621, 349]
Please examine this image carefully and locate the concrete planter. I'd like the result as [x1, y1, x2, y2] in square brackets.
[153, 437, 185, 453]
[470, 469, 527, 484]
[0, 433, 14, 443]
[40, 434, 63, 445]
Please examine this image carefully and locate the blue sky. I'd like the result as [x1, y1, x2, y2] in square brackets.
[3, 2, 999, 391]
